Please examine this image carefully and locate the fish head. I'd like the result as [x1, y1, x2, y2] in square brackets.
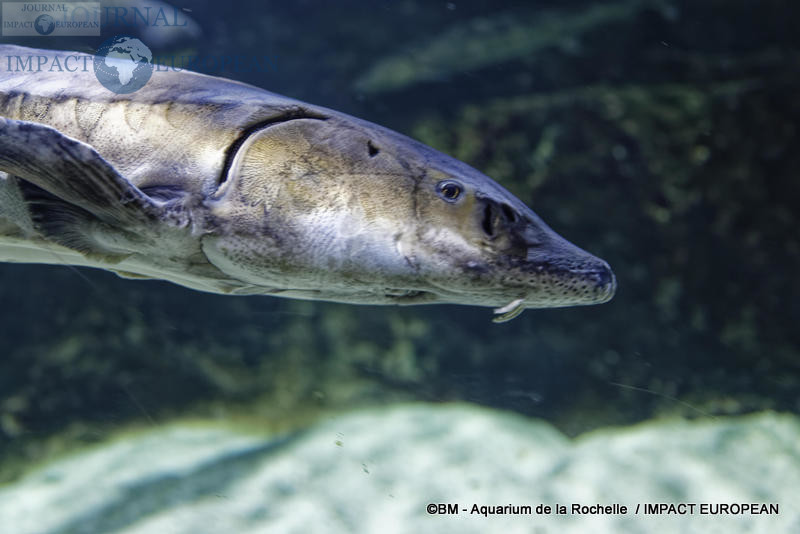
[408, 147, 617, 312]
[203, 108, 616, 314]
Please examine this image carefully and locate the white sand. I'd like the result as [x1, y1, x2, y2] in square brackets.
[0, 403, 797, 534]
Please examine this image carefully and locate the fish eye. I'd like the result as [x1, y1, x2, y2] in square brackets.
[437, 181, 463, 202]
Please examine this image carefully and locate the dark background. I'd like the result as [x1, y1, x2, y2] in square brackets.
[1, 0, 798, 480]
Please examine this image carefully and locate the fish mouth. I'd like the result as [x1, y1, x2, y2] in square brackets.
[490, 262, 615, 322]
[466, 237, 617, 311]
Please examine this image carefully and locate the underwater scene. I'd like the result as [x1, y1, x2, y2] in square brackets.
[0, 0, 798, 532]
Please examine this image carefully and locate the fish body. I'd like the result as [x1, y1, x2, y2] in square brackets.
[0, 45, 615, 319]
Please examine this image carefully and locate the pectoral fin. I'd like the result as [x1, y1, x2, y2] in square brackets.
[0, 118, 166, 258]
[0, 117, 162, 226]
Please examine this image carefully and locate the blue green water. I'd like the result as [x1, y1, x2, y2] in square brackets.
[0, 3, 797, 529]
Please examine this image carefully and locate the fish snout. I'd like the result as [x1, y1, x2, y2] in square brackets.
[496, 207, 617, 306]
[518, 255, 617, 307]
[576, 260, 617, 303]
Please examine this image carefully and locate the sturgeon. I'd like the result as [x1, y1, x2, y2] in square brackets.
[0, 45, 615, 321]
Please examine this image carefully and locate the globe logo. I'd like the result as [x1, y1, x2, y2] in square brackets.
[34, 14, 56, 35]
[93, 36, 154, 94]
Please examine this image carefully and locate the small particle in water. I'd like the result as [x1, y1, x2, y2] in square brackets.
[446, 2, 456, 10]
[362, 463, 370, 474]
